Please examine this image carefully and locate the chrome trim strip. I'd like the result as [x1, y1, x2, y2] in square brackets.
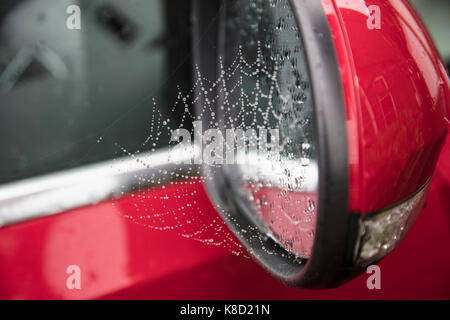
[0, 148, 197, 228]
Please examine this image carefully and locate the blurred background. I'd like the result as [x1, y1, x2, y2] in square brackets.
[411, 0, 450, 70]
[0, 0, 191, 184]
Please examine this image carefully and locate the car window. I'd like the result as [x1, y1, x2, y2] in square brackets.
[0, 0, 191, 184]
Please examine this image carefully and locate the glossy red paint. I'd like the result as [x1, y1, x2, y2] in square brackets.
[0, 136, 449, 299]
[324, 0, 449, 213]
[0, 179, 248, 299]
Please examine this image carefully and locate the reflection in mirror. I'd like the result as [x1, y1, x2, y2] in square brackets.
[206, 0, 319, 258]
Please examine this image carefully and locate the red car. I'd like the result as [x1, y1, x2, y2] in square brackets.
[0, 0, 449, 299]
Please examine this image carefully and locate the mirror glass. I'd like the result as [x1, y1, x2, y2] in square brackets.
[208, 0, 319, 258]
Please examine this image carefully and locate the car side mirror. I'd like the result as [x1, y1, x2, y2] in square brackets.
[190, 0, 449, 288]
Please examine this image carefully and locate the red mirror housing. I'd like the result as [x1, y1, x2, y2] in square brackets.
[193, 0, 449, 289]
[326, 0, 449, 215]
